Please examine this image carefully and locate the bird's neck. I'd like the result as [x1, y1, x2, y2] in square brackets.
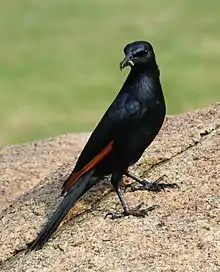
[125, 61, 161, 90]
[122, 61, 164, 105]
[131, 60, 160, 77]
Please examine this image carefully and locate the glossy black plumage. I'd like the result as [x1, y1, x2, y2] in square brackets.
[67, 41, 165, 178]
[29, 41, 173, 251]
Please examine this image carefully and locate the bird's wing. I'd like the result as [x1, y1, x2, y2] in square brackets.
[62, 92, 142, 193]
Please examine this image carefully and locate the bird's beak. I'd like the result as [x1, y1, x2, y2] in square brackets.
[120, 56, 134, 70]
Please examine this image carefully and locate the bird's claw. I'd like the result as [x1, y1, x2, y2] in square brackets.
[125, 175, 179, 193]
[105, 203, 158, 219]
[105, 211, 124, 219]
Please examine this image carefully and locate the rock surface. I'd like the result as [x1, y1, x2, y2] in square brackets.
[0, 103, 219, 272]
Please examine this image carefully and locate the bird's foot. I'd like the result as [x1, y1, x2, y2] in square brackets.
[125, 175, 179, 193]
[105, 203, 158, 219]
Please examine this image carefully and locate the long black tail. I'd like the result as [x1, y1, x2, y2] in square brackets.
[28, 170, 95, 251]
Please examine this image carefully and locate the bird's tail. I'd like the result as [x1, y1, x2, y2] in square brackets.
[28, 169, 95, 251]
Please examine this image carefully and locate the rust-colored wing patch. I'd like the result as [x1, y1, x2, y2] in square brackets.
[62, 141, 114, 193]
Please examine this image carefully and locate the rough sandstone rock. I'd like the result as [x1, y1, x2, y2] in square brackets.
[0, 103, 219, 272]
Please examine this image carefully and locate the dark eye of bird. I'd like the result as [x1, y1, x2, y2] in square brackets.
[134, 50, 147, 58]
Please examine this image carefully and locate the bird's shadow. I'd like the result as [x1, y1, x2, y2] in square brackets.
[2, 162, 113, 226]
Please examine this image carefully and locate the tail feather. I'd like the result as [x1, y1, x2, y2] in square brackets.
[28, 170, 94, 251]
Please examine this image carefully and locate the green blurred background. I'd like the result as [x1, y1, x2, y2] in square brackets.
[0, 0, 219, 145]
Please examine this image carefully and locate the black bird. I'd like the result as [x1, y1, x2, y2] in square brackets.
[29, 40, 177, 251]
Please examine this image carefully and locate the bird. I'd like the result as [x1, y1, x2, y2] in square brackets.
[28, 40, 177, 251]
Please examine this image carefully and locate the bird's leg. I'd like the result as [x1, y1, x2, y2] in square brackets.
[105, 172, 157, 219]
[124, 171, 179, 192]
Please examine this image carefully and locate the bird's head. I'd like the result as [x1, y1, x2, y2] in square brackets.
[120, 41, 155, 70]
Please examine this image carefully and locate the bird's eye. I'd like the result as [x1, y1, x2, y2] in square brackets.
[134, 49, 148, 58]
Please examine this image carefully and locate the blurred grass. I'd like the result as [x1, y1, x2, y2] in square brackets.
[0, 0, 219, 145]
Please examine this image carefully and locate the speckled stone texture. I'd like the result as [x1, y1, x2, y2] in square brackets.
[0, 103, 219, 272]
